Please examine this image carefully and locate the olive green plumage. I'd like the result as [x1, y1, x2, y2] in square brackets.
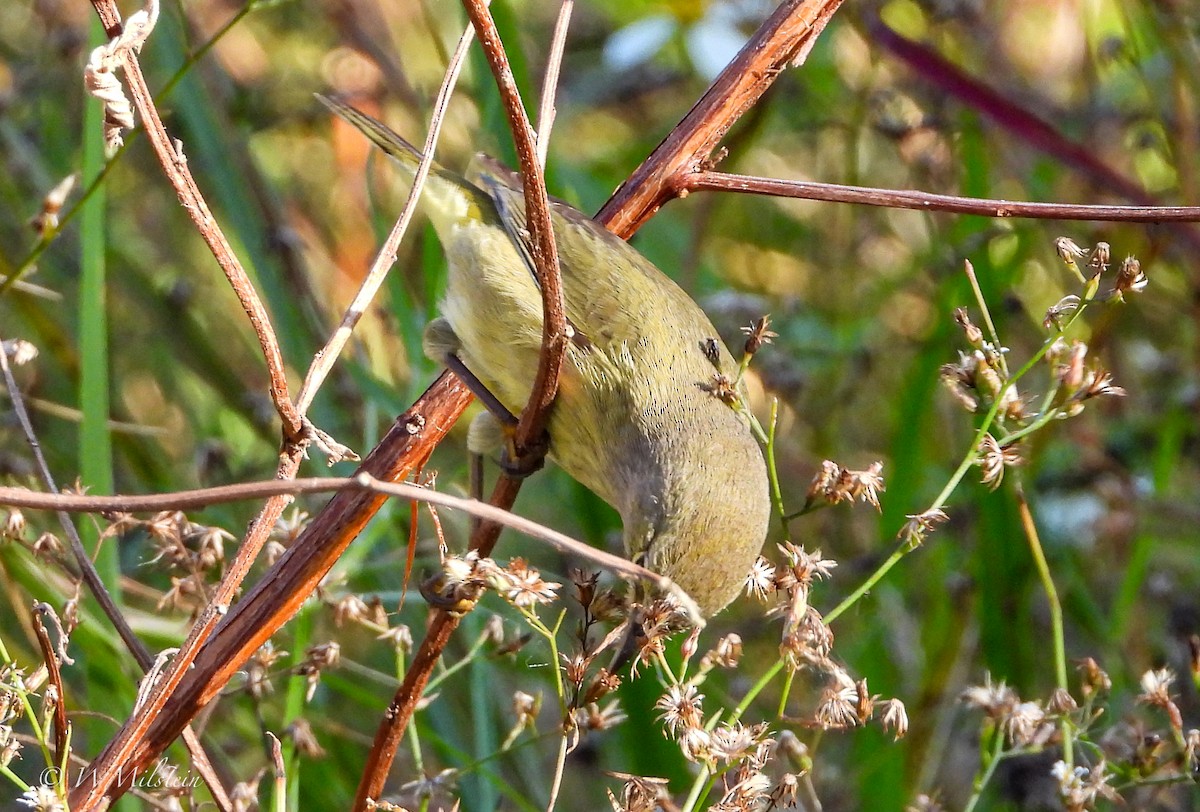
[323, 97, 770, 616]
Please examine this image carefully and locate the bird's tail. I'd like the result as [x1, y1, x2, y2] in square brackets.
[318, 94, 488, 234]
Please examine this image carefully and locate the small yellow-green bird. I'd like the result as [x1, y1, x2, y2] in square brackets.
[322, 96, 770, 617]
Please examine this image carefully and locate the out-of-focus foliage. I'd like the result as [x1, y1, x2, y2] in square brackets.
[1, 0, 1198, 810]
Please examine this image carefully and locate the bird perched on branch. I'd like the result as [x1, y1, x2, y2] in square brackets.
[322, 96, 770, 618]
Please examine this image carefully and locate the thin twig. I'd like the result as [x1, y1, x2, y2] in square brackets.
[0, 476, 673, 590]
[461, 0, 567, 458]
[536, 0, 574, 170]
[88, 0, 301, 440]
[31, 604, 69, 766]
[545, 730, 569, 812]
[296, 23, 475, 414]
[686, 170, 1200, 222]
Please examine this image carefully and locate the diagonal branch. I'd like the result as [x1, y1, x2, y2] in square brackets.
[596, 0, 846, 237]
[88, 0, 301, 440]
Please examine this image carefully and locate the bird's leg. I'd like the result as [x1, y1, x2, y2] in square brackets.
[424, 318, 548, 479]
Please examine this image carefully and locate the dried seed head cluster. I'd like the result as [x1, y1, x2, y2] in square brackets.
[898, 508, 949, 548]
[741, 315, 778, 356]
[939, 348, 1024, 419]
[976, 433, 1023, 490]
[805, 460, 885, 511]
[1052, 760, 1120, 812]
[1136, 667, 1183, 733]
[107, 511, 231, 579]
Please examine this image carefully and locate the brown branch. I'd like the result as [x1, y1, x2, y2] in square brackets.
[88, 0, 301, 440]
[31, 604, 69, 767]
[461, 0, 567, 457]
[596, 0, 845, 237]
[68, 373, 475, 809]
[687, 170, 1200, 222]
[868, 14, 1200, 257]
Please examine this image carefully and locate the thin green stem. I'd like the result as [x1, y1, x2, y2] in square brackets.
[775, 665, 795, 719]
[826, 298, 1093, 625]
[424, 626, 493, 694]
[765, 398, 790, 541]
[962, 729, 1006, 812]
[1013, 482, 1071, 766]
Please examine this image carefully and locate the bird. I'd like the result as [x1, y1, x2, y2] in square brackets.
[322, 96, 770, 618]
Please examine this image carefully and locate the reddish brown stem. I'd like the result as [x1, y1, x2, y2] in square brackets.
[687, 170, 1200, 222]
[89, 1, 301, 440]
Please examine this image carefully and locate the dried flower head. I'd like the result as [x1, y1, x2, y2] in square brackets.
[1110, 255, 1147, 301]
[1075, 657, 1111, 699]
[16, 785, 66, 812]
[976, 433, 1022, 490]
[741, 315, 778, 355]
[285, 717, 326, 759]
[378, 623, 413, 654]
[2, 506, 26, 537]
[898, 509, 949, 548]
[1051, 759, 1120, 811]
[1087, 241, 1110, 278]
[271, 508, 310, 548]
[332, 595, 371, 627]
[805, 461, 886, 510]
[879, 698, 909, 740]
[1043, 295, 1081, 331]
[960, 674, 1019, 717]
[954, 307, 984, 347]
[1137, 668, 1183, 731]
[655, 683, 704, 736]
[1047, 687, 1078, 716]
[607, 773, 670, 812]
[582, 669, 622, 705]
[1055, 237, 1088, 263]
[495, 558, 560, 608]
[1001, 701, 1048, 746]
[700, 373, 739, 406]
[703, 634, 744, 669]
[744, 556, 776, 600]
[575, 700, 627, 733]
[815, 671, 861, 730]
[775, 543, 838, 591]
[710, 721, 772, 764]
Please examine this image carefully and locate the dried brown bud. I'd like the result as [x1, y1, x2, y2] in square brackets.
[700, 373, 739, 405]
[1087, 241, 1110, 277]
[954, 308, 984, 347]
[1075, 657, 1111, 698]
[741, 315, 778, 355]
[1111, 255, 1147, 301]
[1047, 687, 1078, 715]
[1055, 236, 1088, 263]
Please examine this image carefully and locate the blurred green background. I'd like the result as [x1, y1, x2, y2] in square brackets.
[1, 0, 1198, 809]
